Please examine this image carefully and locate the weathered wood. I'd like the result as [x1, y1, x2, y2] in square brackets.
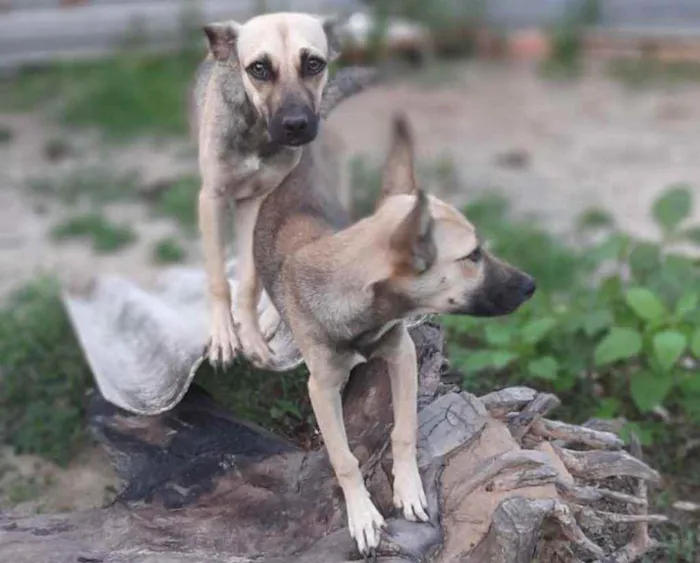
[556, 481, 648, 507]
[479, 386, 537, 418]
[507, 392, 561, 443]
[0, 322, 667, 563]
[553, 445, 662, 483]
[531, 417, 625, 450]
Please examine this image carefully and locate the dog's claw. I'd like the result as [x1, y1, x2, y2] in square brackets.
[363, 547, 377, 563]
[237, 320, 275, 368]
[207, 307, 241, 369]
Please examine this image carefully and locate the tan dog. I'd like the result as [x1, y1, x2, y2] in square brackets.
[253, 115, 537, 554]
[192, 12, 375, 368]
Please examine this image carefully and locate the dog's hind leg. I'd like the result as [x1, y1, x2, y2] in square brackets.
[304, 345, 385, 554]
[371, 323, 428, 523]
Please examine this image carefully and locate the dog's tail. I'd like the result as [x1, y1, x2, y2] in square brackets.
[320, 66, 380, 119]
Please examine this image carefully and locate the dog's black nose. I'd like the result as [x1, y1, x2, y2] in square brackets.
[282, 115, 309, 135]
[521, 276, 536, 298]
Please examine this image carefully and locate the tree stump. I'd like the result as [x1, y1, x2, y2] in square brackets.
[0, 322, 664, 563]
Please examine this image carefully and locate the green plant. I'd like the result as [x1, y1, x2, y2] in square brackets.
[541, 0, 600, 78]
[28, 166, 141, 205]
[151, 176, 200, 233]
[1, 51, 199, 140]
[0, 279, 93, 466]
[610, 59, 700, 89]
[445, 185, 700, 435]
[196, 358, 315, 444]
[152, 237, 186, 264]
[51, 212, 137, 253]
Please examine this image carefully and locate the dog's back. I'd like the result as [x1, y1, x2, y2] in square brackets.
[254, 127, 350, 314]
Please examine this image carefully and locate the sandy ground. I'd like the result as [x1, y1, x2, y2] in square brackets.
[1, 60, 700, 514]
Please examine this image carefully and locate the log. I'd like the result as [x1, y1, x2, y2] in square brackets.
[0, 322, 665, 563]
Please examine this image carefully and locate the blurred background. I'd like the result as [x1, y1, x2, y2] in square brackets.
[1, 1, 699, 559]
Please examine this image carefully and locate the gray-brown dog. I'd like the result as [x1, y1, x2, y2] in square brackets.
[192, 12, 376, 368]
[253, 115, 536, 554]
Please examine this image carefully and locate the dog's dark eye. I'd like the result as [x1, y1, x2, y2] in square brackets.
[303, 56, 326, 76]
[247, 61, 271, 81]
[461, 246, 482, 263]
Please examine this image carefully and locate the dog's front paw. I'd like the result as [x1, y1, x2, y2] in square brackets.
[392, 459, 429, 522]
[238, 321, 274, 367]
[346, 489, 385, 555]
[207, 306, 240, 368]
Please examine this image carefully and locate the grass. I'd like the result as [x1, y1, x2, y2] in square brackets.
[0, 51, 200, 140]
[610, 59, 700, 88]
[151, 176, 199, 233]
[51, 212, 137, 253]
[196, 359, 316, 445]
[27, 166, 201, 237]
[152, 237, 186, 264]
[2, 475, 45, 505]
[0, 278, 93, 466]
[28, 166, 141, 205]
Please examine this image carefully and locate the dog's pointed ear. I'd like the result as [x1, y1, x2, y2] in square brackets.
[378, 114, 417, 208]
[390, 190, 436, 274]
[320, 16, 342, 61]
[203, 21, 241, 61]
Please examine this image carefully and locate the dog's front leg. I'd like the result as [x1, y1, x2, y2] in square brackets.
[199, 186, 239, 367]
[306, 347, 385, 554]
[232, 195, 272, 366]
[371, 323, 428, 522]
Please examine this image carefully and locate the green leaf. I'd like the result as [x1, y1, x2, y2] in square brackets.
[652, 330, 687, 371]
[595, 397, 621, 419]
[587, 233, 629, 263]
[521, 317, 557, 346]
[460, 350, 517, 373]
[652, 185, 692, 233]
[691, 328, 700, 358]
[628, 243, 661, 283]
[582, 310, 614, 336]
[675, 293, 698, 319]
[576, 208, 615, 231]
[527, 356, 559, 381]
[625, 287, 666, 322]
[630, 371, 674, 412]
[620, 422, 654, 447]
[594, 327, 642, 367]
[484, 323, 514, 347]
[681, 225, 700, 245]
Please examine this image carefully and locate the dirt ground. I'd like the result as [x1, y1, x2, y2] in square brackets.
[1, 60, 700, 514]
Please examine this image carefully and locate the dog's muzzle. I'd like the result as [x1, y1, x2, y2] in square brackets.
[461, 254, 536, 317]
[268, 97, 319, 147]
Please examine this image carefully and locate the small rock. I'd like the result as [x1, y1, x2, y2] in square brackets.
[494, 149, 531, 170]
[43, 138, 75, 162]
[0, 125, 13, 144]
